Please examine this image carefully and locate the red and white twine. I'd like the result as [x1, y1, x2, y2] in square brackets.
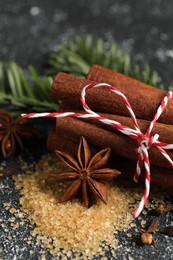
[21, 82, 173, 218]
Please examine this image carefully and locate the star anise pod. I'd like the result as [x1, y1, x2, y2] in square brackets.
[0, 110, 40, 158]
[49, 136, 121, 207]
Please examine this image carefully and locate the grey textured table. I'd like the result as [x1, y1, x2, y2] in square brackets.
[1, 1, 173, 259]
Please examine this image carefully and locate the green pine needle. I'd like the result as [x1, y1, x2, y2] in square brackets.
[0, 61, 57, 116]
[46, 35, 162, 89]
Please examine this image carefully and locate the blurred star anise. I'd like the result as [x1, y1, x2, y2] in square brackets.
[0, 110, 39, 158]
[49, 136, 121, 207]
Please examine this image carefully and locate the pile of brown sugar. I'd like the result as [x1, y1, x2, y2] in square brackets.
[13, 154, 158, 259]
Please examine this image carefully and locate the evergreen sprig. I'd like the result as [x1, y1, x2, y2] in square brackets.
[0, 35, 169, 115]
[0, 62, 57, 116]
[47, 35, 162, 88]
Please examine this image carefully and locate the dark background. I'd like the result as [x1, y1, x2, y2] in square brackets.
[1, 1, 173, 259]
[1, 0, 173, 87]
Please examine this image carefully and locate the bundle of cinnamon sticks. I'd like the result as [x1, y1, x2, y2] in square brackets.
[47, 64, 173, 191]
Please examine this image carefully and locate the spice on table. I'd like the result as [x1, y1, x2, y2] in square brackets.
[141, 217, 159, 245]
[0, 110, 39, 158]
[162, 226, 173, 237]
[49, 136, 120, 207]
[24, 65, 173, 206]
[155, 203, 173, 215]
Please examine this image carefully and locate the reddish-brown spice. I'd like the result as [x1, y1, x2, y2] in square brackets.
[50, 70, 172, 124]
[0, 110, 40, 158]
[141, 217, 159, 245]
[48, 136, 120, 207]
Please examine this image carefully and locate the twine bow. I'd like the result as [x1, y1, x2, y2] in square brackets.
[21, 82, 173, 218]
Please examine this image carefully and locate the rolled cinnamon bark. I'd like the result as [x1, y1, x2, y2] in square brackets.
[59, 105, 173, 144]
[50, 72, 173, 124]
[47, 129, 173, 192]
[87, 64, 162, 93]
[55, 116, 173, 169]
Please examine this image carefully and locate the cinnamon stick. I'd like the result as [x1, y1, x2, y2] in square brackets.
[50, 72, 173, 124]
[87, 64, 162, 93]
[55, 116, 173, 169]
[59, 104, 173, 145]
[47, 129, 173, 192]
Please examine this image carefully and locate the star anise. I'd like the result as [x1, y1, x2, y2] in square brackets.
[0, 110, 39, 158]
[49, 136, 121, 207]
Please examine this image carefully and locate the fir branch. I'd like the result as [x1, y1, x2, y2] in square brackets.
[46, 35, 162, 88]
[0, 35, 168, 116]
[0, 61, 57, 116]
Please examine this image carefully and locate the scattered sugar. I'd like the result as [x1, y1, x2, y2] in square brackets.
[12, 154, 166, 258]
[12, 154, 138, 258]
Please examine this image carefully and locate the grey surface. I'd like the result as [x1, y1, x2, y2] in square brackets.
[1, 0, 173, 259]
[1, 0, 173, 86]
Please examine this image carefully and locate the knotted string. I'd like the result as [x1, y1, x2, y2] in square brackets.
[21, 82, 173, 218]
